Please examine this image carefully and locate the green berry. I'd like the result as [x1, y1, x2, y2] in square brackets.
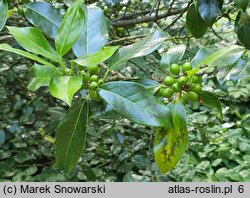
[89, 75, 98, 82]
[193, 75, 202, 83]
[188, 91, 199, 101]
[161, 88, 174, 98]
[170, 64, 180, 75]
[190, 84, 202, 93]
[182, 62, 192, 72]
[88, 65, 99, 75]
[81, 71, 89, 83]
[179, 93, 188, 105]
[172, 82, 180, 92]
[89, 82, 98, 90]
[189, 83, 197, 89]
[90, 91, 100, 101]
[163, 76, 175, 86]
[65, 68, 71, 75]
[177, 76, 188, 86]
[98, 79, 104, 85]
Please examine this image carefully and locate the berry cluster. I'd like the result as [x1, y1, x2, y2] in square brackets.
[157, 62, 202, 104]
[80, 65, 104, 101]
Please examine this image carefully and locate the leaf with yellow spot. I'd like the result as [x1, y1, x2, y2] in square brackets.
[153, 101, 188, 174]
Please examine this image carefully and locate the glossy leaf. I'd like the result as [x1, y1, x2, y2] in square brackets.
[89, 100, 116, 119]
[27, 64, 60, 92]
[55, 0, 85, 56]
[0, 130, 5, 146]
[154, 101, 188, 174]
[56, 99, 88, 173]
[49, 75, 82, 106]
[108, 30, 167, 70]
[191, 48, 215, 67]
[73, 5, 110, 57]
[24, 2, 63, 38]
[197, 0, 221, 25]
[0, 44, 55, 67]
[7, 26, 59, 62]
[161, 45, 186, 67]
[130, 79, 159, 94]
[217, 58, 250, 84]
[193, 45, 244, 69]
[235, 12, 250, 49]
[98, 81, 172, 127]
[186, 3, 208, 38]
[200, 90, 223, 121]
[0, 0, 8, 31]
[73, 46, 119, 67]
[234, 0, 250, 11]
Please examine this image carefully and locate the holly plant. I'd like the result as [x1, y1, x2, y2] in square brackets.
[0, 0, 249, 174]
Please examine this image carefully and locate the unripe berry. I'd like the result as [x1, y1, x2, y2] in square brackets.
[190, 84, 202, 93]
[163, 76, 175, 86]
[193, 75, 202, 83]
[182, 62, 192, 73]
[88, 65, 99, 75]
[65, 68, 71, 75]
[177, 76, 188, 86]
[81, 71, 89, 83]
[161, 88, 174, 98]
[188, 91, 199, 101]
[170, 64, 180, 75]
[89, 82, 98, 90]
[89, 75, 98, 82]
[172, 82, 180, 92]
[179, 93, 188, 105]
[90, 91, 100, 101]
[98, 79, 104, 86]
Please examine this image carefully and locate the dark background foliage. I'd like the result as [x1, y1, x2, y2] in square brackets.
[0, 0, 249, 181]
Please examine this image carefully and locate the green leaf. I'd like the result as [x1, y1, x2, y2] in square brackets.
[73, 5, 110, 57]
[27, 64, 60, 92]
[7, 26, 59, 62]
[130, 79, 160, 94]
[161, 44, 186, 67]
[200, 90, 223, 121]
[49, 75, 82, 106]
[234, 0, 250, 11]
[98, 81, 172, 127]
[0, 0, 8, 31]
[0, 44, 55, 67]
[197, 0, 221, 25]
[73, 46, 119, 67]
[193, 45, 245, 69]
[191, 48, 216, 67]
[235, 12, 250, 49]
[108, 30, 167, 70]
[24, 2, 63, 38]
[186, 3, 208, 38]
[56, 99, 89, 173]
[0, 130, 5, 146]
[217, 58, 250, 84]
[55, 0, 86, 56]
[154, 101, 188, 174]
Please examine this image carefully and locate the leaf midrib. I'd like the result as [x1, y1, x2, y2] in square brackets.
[99, 87, 163, 126]
[109, 31, 165, 70]
[0, 44, 55, 67]
[59, 1, 80, 56]
[63, 99, 86, 170]
[10, 28, 59, 62]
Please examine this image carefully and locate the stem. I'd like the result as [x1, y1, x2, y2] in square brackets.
[176, 92, 180, 100]
[103, 69, 111, 81]
[60, 57, 66, 71]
